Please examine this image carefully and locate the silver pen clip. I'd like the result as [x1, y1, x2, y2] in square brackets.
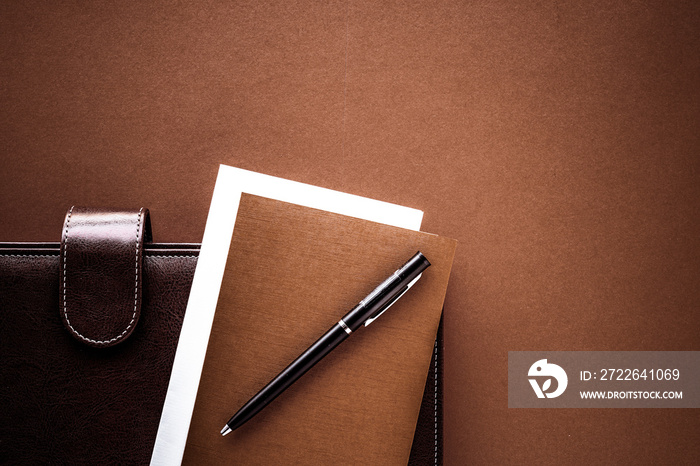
[364, 274, 423, 327]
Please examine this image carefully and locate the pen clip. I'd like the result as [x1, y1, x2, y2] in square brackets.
[364, 274, 422, 327]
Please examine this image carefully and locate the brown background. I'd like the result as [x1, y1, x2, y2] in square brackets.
[2, 1, 699, 464]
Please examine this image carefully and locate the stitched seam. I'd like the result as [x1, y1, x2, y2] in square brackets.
[144, 255, 198, 258]
[62, 206, 74, 340]
[129, 207, 144, 341]
[0, 254, 197, 258]
[63, 208, 143, 345]
[0, 254, 58, 257]
[435, 338, 438, 465]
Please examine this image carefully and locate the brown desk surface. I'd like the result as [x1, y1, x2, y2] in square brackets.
[2, 1, 699, 464]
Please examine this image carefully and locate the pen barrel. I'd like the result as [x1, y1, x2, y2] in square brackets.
[341, 251, 430, 331]
[226, 322, 350, 431]
[225, 252, 430, 433]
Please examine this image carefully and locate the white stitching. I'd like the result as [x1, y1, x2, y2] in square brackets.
[0, 254, 57, 257]
[130, 207, 143, 341]
[0, 254, 197, 258]
[434, 338, 438, 465]
[62, 208, 144, 345]
[144, 255, 197, 258]
[62, 205, 74, 339]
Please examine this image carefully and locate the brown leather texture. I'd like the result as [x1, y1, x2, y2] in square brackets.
[0, 208, 443, 464]
[60, 206, 152, 348]
[2, 2, 699, 464]
[0, 244, 197, 464]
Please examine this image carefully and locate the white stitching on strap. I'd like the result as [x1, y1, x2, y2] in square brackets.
[62, 207, 143, 345]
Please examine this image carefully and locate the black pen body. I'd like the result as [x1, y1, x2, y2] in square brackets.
[341, 251, 430, 331]
[223, 251, 430, 435]
[224, 321, 349, 432]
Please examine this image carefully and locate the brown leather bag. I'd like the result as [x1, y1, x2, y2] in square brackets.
[0, 206, 442, 465]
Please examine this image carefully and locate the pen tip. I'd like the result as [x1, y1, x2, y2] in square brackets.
[221, 425, 232, 436]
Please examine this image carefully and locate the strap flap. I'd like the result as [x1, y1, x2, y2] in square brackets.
[60, 206, 152, 348]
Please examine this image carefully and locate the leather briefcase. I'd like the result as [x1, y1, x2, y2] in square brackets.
[0, 206, 442, 465]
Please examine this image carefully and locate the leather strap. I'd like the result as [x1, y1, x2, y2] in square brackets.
[59, 206, 152, 348]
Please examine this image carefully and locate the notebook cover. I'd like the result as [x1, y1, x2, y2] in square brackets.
[182, 194, 455, 464]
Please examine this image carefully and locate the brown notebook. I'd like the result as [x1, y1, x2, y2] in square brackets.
[182, 194, 455, 464]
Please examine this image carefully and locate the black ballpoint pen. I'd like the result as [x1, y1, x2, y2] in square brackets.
[220, 251, 430, 436]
